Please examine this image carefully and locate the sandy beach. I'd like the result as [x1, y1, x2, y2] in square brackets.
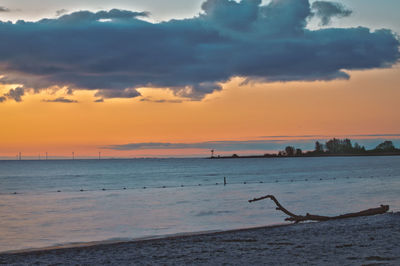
[1, 212, 399, 265]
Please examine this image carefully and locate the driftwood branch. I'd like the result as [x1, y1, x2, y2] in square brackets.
[249, 195, 389, 223]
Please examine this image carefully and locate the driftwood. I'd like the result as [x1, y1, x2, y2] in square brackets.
[249, 195, 389, 223]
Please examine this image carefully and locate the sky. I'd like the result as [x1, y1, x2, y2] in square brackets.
[0, 0, 399, 159]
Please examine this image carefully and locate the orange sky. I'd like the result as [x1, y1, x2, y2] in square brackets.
[1, 65, 400, 158]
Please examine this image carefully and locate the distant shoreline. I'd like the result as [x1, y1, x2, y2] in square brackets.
[210, 152, 400, 159]
[1, 152, 400, 161]
[210, 138, 400, 159]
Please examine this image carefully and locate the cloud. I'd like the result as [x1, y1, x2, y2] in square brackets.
[103, 137, 400, 152]
[94, 98, 104, 103]
[46, 9, 149, 24]
[103, 140, 311, 152]
[140, 97, 183, 103]
[258, 133, 400, 139]
[43, 97, 78, 103]
[311, 1, 352, 26]
[0, 96, 6, 102]
[56, 9, 68, 16]
[3, 87, 25, 102]
[94, 88, 141, 99]
[0, 1, 398, 101]
[0, 7, 10, 12]
[351, 134, 400, 138]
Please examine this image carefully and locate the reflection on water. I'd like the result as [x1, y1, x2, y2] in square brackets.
[0, 156, 399, 252]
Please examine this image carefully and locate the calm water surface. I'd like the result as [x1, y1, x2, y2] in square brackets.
[0, 156, 399, 252]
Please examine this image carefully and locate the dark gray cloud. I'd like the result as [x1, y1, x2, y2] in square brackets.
[43, 97, 78, 103]
[94, 88, 141, 99]
[140, 98, 183, 103]
[0, 7, 10, 12]
[259, 134, 327, 139]
[350, 134, 400, 137]
[312, 1, 352, 26]
[0, 0, 398, 101]
[103, 140, 299, 151]
[259, 133, 400, 139]
[56, 9, 68, 16]
[0, 96, 6, 102]
[94, 98, 104, 103]
[103, 137, 400, 152]
[66, 87, 74, 95]
[3, 87, 25, 102]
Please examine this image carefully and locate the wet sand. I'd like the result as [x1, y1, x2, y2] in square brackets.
[1, 213, 399, 265]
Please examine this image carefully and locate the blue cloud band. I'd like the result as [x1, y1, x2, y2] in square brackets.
[0, 0, 399, 101]
[103, 135, 400, 152]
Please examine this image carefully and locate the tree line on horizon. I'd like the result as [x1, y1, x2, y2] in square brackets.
[277, 138, 400, 157]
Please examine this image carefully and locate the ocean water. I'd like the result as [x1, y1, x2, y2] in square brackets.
[0, 156, 399, 253]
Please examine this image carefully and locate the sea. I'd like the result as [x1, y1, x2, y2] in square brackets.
[1, 156, 399, 253]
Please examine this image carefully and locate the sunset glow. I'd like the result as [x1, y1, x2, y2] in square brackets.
[0, 0, 399, 158]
